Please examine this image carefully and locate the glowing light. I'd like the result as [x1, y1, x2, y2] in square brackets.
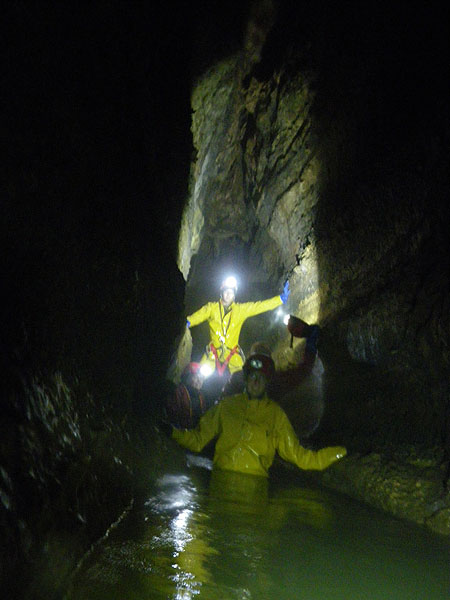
[274, 308, 289, 324]
[220, 275, 238, 291]
[199, 364, 213, 378]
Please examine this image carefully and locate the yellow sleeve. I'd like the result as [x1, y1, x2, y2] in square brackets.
[275, 409, 346, 471]
[187, 303, 212, 327]
[238, 295, 282, 320]
[172, 403, 221, 452]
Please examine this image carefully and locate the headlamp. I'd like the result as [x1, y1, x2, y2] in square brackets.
[244, 353, 275, 379]
[220, 275, 238, 292]
[200, 364, 213, 378]
[249, 358, 263, 370]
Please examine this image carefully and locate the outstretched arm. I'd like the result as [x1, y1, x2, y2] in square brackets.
[239, 281, 289, 320]
[239, 295, 283, 319]
[186, 303, 212, 329]
[275, 409, 346, 471]
[172, 402, 221, 453]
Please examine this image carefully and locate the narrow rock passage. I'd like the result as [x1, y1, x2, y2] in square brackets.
[2, 2, 449, 597]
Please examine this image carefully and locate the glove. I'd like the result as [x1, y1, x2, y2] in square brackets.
[326, 446, 347, 464]
[316, 446, 347, 469]
[158, 421, 173, 438]
[186, 319, 191, 328]
[333, 446, 347, 460]
[280, 280, 290, 304]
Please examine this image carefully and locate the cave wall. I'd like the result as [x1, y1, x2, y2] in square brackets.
[179, 1, 449, 450]
[1, 3, 191, 596]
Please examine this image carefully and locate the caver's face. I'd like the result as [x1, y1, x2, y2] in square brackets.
[221, 288, 235, 308]
[246, 370, 267, 399]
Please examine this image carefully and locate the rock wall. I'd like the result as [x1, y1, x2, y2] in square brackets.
[1, 3, 189, 596]
[178, 0, 450, 527]
[180, 0, 449, 445]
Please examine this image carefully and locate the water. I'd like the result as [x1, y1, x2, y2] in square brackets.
[67, 460, 449, 600]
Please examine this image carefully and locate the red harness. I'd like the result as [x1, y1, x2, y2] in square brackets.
[210, 344, 239, 376]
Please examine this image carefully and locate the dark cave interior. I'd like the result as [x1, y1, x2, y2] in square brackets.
[1, 1, 449, 596]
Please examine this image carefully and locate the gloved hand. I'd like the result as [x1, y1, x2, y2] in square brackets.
[315, 445, 348, 470]
[280, 280, 290, 304]
[325, 446, 347, 465]
[186, 319, 191, 328]
[158, 421, 173, 438]
[332, 446, 347, 460]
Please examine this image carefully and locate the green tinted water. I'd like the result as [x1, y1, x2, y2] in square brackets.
[67, 462, 449, 599]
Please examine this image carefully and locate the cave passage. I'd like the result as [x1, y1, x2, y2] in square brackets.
[67, 465, 448, 599]
[3, 1, 449, 596]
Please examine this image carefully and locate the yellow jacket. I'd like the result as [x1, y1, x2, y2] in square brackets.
[172, 392, 346, 477]
[187, 296, 282, 371]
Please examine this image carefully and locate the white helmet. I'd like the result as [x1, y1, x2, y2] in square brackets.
[220, 275, 238, 293]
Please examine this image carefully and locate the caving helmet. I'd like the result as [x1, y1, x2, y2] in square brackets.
[181, 362, 203, 383]
[243, 353, 275, 380]
[220, 275, 238, 294]
[248, 341, 272, 358]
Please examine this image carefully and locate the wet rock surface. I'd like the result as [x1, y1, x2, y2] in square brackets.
[314, 446, 450, 536]
[0, 367, 182, 598]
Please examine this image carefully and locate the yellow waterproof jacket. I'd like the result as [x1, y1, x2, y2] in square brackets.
[172, 392, 346, 477]
[187, 296, 282, 372]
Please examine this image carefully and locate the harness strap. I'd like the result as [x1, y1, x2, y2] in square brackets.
[210, 343, 239, 376]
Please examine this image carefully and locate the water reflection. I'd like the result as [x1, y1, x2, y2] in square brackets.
[145, 472, 217, 598]
[67, 467, 450, 600]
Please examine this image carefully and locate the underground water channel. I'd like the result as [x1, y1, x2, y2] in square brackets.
[66, 454, 448, 600]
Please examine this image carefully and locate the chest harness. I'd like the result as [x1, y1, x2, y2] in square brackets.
[208, 302, 242, 376]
